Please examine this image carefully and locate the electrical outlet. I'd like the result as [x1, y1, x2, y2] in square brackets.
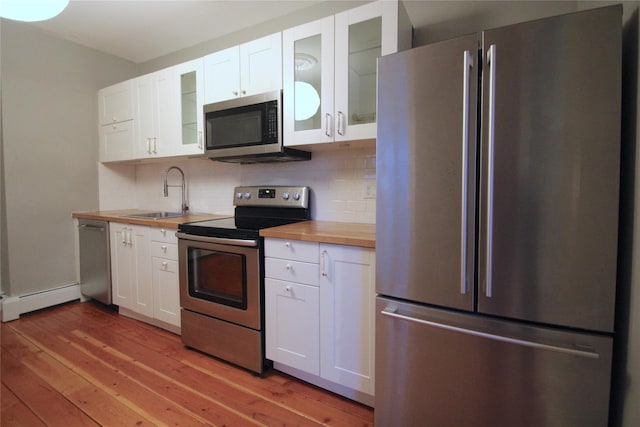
[364, 181, 376, 199]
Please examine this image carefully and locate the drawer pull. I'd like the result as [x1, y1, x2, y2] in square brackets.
[285, 286, 292, 292]
[285, 242, 291, 248]
[285, 264, 292, 271]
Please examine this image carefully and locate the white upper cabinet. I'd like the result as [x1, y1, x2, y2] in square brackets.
[175, 58, 205, 156]
[204, 32, 282, 104]
[283, 0, 412, 147]
[133, 67, 180, 158]
[98, 80, 136, 162]
[99, 80, 134, 125]
[283, 16, 335, 146]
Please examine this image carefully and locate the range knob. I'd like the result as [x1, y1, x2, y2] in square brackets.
[282, 192, 290, 200]
[244, 192, 252, 199]
[293, 192, 301, 201]
[236, 192, 243, 199]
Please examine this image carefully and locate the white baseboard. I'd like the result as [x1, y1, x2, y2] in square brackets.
[2, 283, 81, 322]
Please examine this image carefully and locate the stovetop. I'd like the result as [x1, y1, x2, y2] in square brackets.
[178, 185, 311, 239]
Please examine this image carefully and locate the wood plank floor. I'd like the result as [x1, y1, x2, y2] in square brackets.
[1, 301, 374, 426]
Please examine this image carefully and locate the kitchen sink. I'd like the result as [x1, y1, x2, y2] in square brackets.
[124, 211, 185, 219]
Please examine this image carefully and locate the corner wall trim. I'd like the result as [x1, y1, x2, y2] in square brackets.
[2, 283, 81, 322]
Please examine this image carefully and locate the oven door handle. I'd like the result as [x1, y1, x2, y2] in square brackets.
[175, 232, 258, 247]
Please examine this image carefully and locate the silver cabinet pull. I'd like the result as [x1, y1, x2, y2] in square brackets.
[325, 113, 332, 137]
[198, 131, 203, 149]
[486, 44, 497, 298]
[320, 250, 328, 277]
[337, 111, 345, 136]
[460, 50, 473, 295]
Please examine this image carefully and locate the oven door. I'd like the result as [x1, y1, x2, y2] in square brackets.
[177, 233, 261, 330]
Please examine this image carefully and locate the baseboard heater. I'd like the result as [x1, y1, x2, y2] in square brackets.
[2, 283, 81, 322]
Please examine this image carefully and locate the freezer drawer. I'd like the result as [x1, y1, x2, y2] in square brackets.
[375, 296, 613, 427]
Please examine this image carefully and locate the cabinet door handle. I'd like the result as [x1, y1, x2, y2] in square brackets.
[152, 137, 157, 154]
[121, 227, 127, 246]
[337, 111, 345, 136]
[198, 131, 203, 150]
[325, 113, 332, 137]
[146, 138, 151, 154]
[127, 228, 133, 246]
[321, 250, 328, 277]
[161, 245, 167, 252]
[162, 261, 168, 269]
[241, 90, 246, 95]
[232, 91, 238, 96]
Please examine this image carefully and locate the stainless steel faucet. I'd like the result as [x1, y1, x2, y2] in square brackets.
[163, 166, 189, 214]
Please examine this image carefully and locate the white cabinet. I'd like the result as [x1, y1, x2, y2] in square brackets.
[99, 58, 204, 162]
[110, 223, 152, 316]
[99, 80, 134, 125]
[110, 223, 180, 333]
[150, 227, 180, 328]
[283, 0, 411, 146]
[265, 239, 320, 374]
[98, 81, 136, 162]
[175, 58, 205, 156]
[133, 67, 180, 158]
[319, 243, 375, 396]
[204, 32, 282, 104]
[265, 237, 375, 404]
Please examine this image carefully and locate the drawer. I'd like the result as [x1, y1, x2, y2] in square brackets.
[150, 241, 178, 260]
[265, 238, 319, 262]
[152, 257, 178, 273]
[265, 257, 319, 286]
[148, 227, 178, 244]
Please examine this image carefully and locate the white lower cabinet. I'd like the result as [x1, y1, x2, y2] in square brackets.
[150, 227, 180, 329]
[110, 223, 180, 333]
[110, 223, 152, 316]
[319, 244, 376, 396]
[265, 278, 319, 374]
[264, 237, 375, 405]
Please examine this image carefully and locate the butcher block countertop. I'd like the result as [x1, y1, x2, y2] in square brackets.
[260, 221, 376, 248]
[72, 209, 230, 230]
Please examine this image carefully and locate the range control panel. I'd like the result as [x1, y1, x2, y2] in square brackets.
[234, 186, 310, 209]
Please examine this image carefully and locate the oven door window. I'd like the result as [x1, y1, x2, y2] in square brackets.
[187, 247, 247, 309]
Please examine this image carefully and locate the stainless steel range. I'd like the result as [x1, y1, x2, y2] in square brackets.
[176, 186, 310, 374]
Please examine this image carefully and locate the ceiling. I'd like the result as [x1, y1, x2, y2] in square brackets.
[26, 0, 327, 63]
[22, 1, 579, 64]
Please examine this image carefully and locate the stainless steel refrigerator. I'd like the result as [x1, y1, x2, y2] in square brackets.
[375, 6, 622, 426]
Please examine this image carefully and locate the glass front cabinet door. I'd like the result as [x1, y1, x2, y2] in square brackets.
[175, 58, 205, 156]
[283, 0, 411, 147]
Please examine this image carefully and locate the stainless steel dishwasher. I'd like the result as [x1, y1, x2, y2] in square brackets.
[78, 218, 111, 304]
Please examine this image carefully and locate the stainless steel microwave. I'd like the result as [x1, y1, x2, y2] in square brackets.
[203, 90, 310, 164]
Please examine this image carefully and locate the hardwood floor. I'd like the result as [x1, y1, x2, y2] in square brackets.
[1, 301, 374, 426]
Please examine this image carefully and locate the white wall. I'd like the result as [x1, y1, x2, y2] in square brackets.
[99, 146, 377, 223]
[0, 19, 138, 297]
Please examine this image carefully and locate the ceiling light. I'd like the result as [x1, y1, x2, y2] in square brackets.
[294, 81, 321, 121]
[0, 0, 69, 22]
[295, 53, 318, 71]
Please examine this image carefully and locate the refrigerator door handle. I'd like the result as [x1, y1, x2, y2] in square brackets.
[460, 50, 473, 295]
[485, 44, 497, 298]
[381, 306, 600, 360]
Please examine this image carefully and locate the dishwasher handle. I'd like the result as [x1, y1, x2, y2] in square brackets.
[79, 224, 106, 232]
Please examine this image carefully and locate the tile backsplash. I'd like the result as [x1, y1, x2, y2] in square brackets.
[99, 146, 376, 224]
